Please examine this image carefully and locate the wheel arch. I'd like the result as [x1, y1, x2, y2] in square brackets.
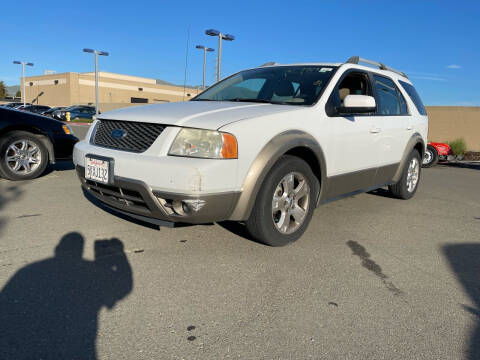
[0, 125, 55, 164]
[392, 133, 425, 183]
[229, 130, 327, 221]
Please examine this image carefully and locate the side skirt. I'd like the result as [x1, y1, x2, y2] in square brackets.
[319, 182, 394, 205]
[318, 163, 399, 205]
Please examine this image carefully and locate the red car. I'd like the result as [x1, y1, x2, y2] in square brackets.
[423, 142, 452, 167]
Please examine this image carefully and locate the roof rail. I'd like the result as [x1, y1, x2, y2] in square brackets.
[260, 61, 277, 67]
[346, 56, 408, 78]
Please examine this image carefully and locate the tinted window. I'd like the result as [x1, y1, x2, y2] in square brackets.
[194, 66, 337, 106]
[373, 75, 407, 115]
[399, 80, 427, 115]
[325, 71, 374, 116]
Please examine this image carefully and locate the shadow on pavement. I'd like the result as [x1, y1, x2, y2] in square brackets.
[43, 160, 76, 176]
[443, 244, 480, 360]
[0, 232, 133, 360]
[217, 221, 258, 242]
[441, 162, 480, 171]
[0, 182, 22, 236]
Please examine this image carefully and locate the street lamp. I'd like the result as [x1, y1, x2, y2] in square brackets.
[83, 48, 109, 115]
[13, 60, 34, 106]
[205, 29, 235, 82]
[195, 45, 214, 89]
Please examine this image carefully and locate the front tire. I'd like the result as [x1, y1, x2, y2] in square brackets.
[422, 145, 438, 168]
[388, 150, 421, 200]
[0, 131, 49, 180]
[245, 155, 318, 246]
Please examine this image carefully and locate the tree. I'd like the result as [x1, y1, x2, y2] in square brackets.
[15, 90, 21, 98]
[0, 81, 7, 99]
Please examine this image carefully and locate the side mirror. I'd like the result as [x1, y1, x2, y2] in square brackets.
[336, 95, 376, 115]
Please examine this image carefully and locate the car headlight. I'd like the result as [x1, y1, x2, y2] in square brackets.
[168, 128, 237, 159]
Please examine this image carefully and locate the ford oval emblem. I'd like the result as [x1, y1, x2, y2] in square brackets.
[111, 129, 127, 139]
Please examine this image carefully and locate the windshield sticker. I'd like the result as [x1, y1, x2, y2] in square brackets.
[320, 68, 333, 72]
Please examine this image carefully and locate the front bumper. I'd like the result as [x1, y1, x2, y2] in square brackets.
[76, 166, 241, 225]
[52, 133, 79, 159]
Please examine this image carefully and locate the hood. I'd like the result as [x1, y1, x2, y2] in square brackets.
[96, 101, 301, 130]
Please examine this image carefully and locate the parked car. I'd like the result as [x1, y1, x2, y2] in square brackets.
[73, 56, 428, 246]
[53, 105, 96, 121]
[1, 102, 30, 109]
[422, 142, 452, 167]
[0, 107, 78, 180]
[22, 105, 51, 114]
[41, 106, 66, 117]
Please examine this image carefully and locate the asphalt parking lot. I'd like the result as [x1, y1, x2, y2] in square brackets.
[1, 128, 479, 359]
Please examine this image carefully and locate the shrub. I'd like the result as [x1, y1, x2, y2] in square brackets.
[448, 138, 467, 155]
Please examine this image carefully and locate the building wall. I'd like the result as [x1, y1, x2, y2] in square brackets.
[21, 73, 72, 106]
[22, 72, 200, 109]
[426, 106, 480, 151]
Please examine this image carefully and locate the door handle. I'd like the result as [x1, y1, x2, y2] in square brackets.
[406, 125, 413, 130]
[369, 128, 381, 134]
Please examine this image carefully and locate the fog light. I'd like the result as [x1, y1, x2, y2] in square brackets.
[156, 197, 206, 216]
[172, 200, 187, 216]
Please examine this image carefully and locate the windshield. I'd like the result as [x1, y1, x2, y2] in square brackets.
[193, 65, 337, 106]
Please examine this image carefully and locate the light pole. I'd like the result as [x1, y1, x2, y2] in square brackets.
[83, 48, 109, 115]
[13, 61, 34, 106]
[195, 45, 214, 89]
[205, 29, 235, 82]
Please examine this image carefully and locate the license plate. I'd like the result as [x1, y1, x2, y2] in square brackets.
[85, 157, 110, 184]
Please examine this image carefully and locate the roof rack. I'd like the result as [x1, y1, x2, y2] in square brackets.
[260, 61, 278, 67]
[346, 56, 408, 78]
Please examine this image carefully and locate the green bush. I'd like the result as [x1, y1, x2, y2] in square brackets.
[448, 138, 467, 155]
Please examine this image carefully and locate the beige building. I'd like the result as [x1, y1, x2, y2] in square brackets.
[425, 106, 480, 151]
[21, 71, 201, 112]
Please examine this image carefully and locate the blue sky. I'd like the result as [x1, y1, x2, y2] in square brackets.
[1, 0, 478, 105]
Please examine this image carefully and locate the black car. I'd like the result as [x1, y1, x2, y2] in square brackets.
[53, 105, 96, 121]
[22, 105, 51, 114]
[41, 106, 66, 117]
[0, 107, 78, 180]
[1, 102, 31, 109]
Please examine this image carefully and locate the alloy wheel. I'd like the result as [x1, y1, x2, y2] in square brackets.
[5, 139, 42, 175]
[271, 172, 310, 234]
[423, 149, 433, 165]
[406, 157, 420, 192]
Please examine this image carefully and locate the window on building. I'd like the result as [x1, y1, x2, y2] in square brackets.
[131, 97, 148, 103]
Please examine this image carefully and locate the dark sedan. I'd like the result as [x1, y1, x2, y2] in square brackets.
[41, 106, 66, 117]
[0, 107, 78, 180]
[22, 105, 51, 114]
[52, 105, 96, 121]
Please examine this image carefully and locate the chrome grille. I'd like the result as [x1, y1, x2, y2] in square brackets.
[93, 119, 165, 153]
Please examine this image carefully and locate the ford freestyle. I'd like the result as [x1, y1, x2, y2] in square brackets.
[73, 57, 428, 246]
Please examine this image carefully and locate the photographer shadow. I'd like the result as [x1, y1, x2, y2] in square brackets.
[444, 243, 480, 360]
[0, 232, 133, 360]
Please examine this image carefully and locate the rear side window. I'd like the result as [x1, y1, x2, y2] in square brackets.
[372, 75, 408, 115]
[398, 80, 427, 115]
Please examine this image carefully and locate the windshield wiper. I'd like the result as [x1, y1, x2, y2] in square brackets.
[224, 98, 272, 103]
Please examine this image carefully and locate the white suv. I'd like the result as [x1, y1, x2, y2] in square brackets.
[73, 57, 428, 246]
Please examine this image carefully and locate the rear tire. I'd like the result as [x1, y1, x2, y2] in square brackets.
[0, 131, 49, 181]
[389, 150, 421, 200]
[245, 155, 319, 246]
[422, 145, 438, 168]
